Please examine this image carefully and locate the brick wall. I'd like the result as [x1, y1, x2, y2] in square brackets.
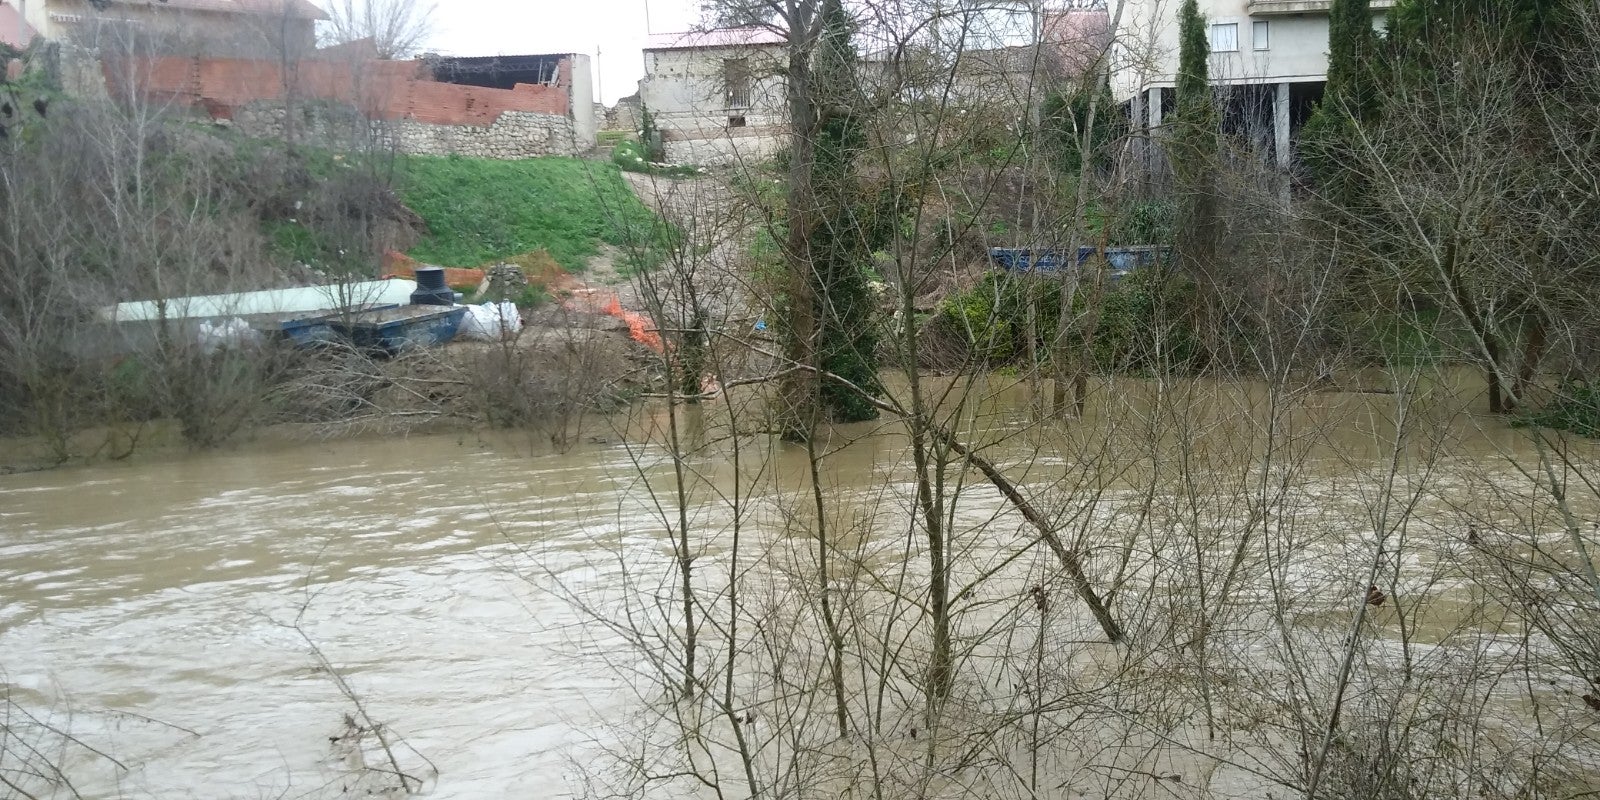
[106, 54, 579, 156]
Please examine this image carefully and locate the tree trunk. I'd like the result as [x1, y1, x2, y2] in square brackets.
[911, 414, 954, 700]
[1515, 312, 1546, 404]
[1486, 333, 1508, 414]
[780, 42, 820, 442]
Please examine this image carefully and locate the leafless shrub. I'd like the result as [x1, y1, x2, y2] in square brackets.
[461, 316, 643, 446]
[321, 0, 436, 61]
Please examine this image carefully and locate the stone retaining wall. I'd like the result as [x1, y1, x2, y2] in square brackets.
[390, 111, 578, 158]
[233, 102, 581, 159]
[660, 126, 786, 167]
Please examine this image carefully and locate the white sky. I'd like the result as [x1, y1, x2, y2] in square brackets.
[420, 0, 703, 104]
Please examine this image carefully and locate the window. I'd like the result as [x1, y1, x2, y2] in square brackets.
[723, 58, 751, 110]
[1210, 22, 1238, 52]
[727, 115, 747, 128]
[1252, 20, 1270, 50]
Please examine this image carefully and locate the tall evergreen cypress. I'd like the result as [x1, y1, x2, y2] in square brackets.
[1301, 0, 1377, 207]
[1171, 0, 1217, 278]
[1387, 0, 1567, 85]
[1173, 0, 1214, 142]
[1324, 0, 1377, 122]
[809, 0, 881, 423]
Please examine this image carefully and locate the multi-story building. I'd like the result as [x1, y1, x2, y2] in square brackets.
[1107, 0, 1392, 166]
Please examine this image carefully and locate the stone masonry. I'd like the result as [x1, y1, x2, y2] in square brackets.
[233, 102, 581, 159]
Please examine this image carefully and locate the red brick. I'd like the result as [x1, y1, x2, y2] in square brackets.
[109, 55, 570, 128]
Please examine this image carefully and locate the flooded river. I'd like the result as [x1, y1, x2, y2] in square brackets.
[0, 434, 678, 798]
[2, 375, 1597, 799]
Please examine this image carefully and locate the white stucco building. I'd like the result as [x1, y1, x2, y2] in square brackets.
[1108, 0, 1391, 166]
[640, 27, 789, 166]
[640, 6, 1111, 166]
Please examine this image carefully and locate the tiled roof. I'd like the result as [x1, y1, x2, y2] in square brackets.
[315, 35, 381, 60]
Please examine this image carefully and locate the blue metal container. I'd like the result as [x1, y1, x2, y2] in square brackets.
[272, 313, 341, 347]
[332, 305, 468, 354]
[1103, 246, 1168, 274]
[988, 247, 1097, 274]
[990, 245, 1169, 281]
[252, 304, 403, 349]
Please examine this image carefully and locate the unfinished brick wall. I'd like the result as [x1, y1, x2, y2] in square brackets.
[107, 55, 578, 156]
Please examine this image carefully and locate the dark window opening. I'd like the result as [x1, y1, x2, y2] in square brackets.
[429, 54, 566, 90]
[727, 115, 747, 128]
[1218, 83, 1276, 143]
[724, 58, 751, 109]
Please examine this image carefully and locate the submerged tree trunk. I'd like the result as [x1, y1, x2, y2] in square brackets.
[1515, 312, 1547, 403]
[804, 431, 852, 735]
[780, 28, 821, 442]
[1487, 333, 1508, 413]
[911, 411, 954, 700]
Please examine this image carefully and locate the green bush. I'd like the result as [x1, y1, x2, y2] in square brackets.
[612, 138, 700, 177]
[1345, 308, 1451, 365]
[611, 138, 652, 172]
[515, 284, 550, 308]
[1514, 380, 1600, 438]
[932, 275, 1021, 364]
[1115, 200, 1176, 244]
[266, 221, 329, 265]
[927, 267, 1200, 373]
[638, 106, 666, 162]
[1088, 267, 1201, 373]
[1039, 82, 1125, 177]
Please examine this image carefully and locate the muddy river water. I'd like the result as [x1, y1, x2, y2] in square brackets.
[1, 434, 674, 799]
[2, 376, 1596, 798]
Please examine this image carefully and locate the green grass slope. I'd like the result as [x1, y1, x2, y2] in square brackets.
[397, 155, 657, 271]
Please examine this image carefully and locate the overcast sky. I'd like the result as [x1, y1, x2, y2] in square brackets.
[420, 0, 701, 104]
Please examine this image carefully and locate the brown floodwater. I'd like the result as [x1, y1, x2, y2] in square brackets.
[1, 372, 1595, 798]
[0, 432, 682, 799]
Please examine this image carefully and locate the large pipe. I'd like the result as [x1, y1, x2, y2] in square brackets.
[410, 267, 455, 306]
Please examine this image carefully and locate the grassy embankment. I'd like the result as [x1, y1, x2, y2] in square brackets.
[260, 149, 661, 300]
[397, 155, 660, 274]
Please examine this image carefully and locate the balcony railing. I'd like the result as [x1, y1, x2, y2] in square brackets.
[1246, 0, 1393, 14]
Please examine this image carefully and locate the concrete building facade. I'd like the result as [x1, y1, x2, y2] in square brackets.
[931, 1, 1113, 114]
[640, 28, 789, 166]
[1108, 0, 1392, 167]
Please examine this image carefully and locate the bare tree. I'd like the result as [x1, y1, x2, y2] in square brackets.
[321, 0, 436, 60]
